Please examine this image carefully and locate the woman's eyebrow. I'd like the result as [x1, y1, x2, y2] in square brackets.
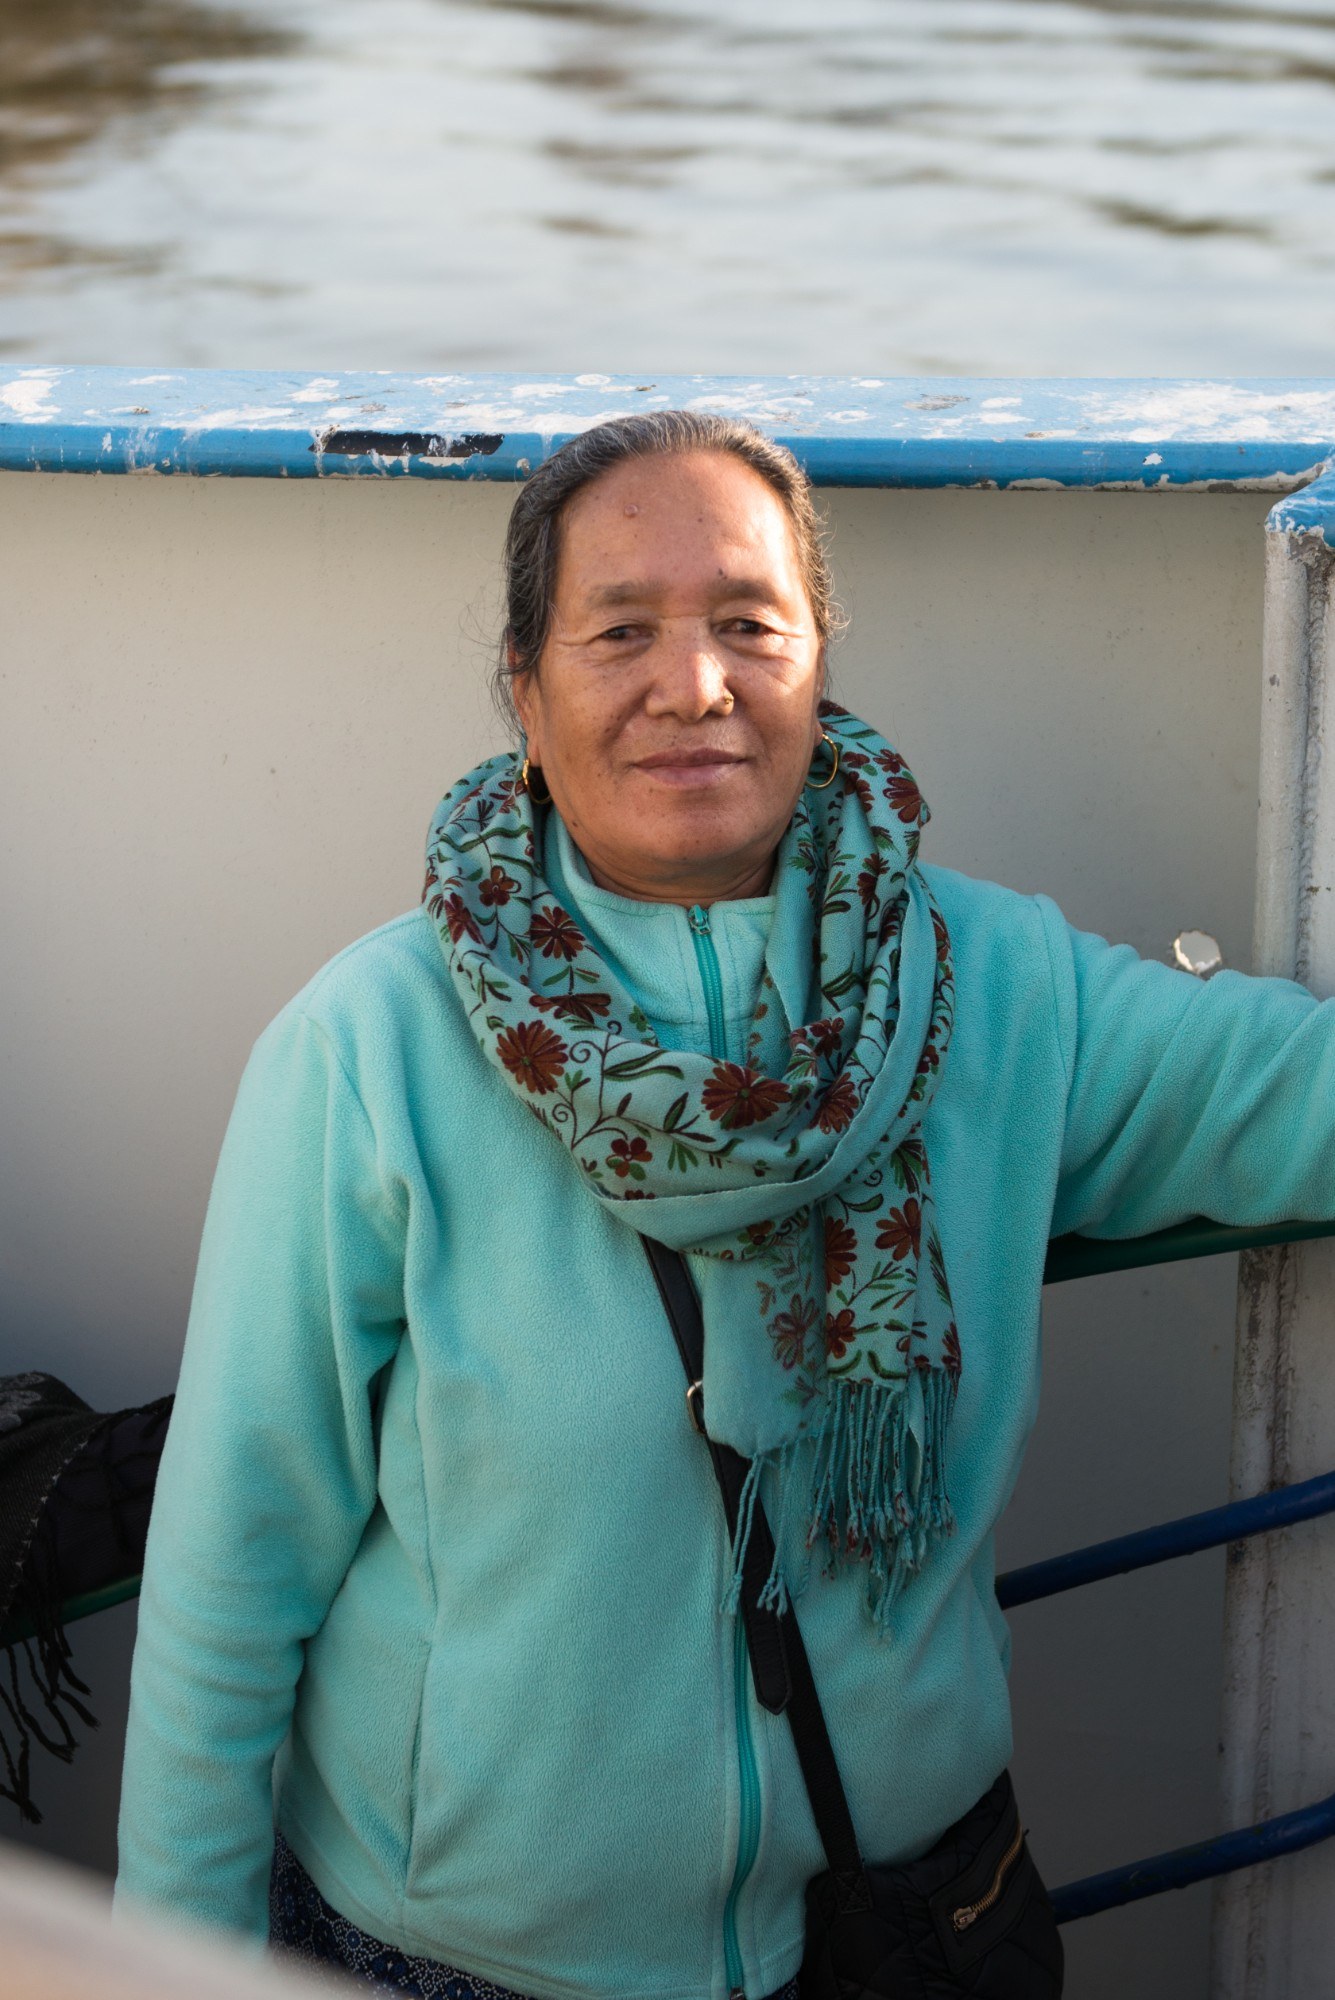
[586, 580, 658, 609]
[584, 576, 785, 609]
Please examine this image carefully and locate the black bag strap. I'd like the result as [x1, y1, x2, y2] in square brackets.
[642, 1237, 869, 1901]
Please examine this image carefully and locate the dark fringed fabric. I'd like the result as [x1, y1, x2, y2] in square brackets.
[0, 1374, 172, 1823]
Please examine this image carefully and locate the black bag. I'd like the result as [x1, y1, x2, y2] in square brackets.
[0, 1378, 172, 1823]
[643, 1241, 1063, 2000]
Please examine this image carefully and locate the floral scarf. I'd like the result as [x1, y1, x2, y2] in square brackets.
[423, 704, 959, 1629]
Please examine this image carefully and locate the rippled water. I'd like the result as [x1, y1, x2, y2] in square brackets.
[1, 0, 1334, 374]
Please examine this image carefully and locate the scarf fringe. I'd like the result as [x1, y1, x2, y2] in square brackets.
[1, 1515, 98, 1826]
[725, 1372, 956, 1636]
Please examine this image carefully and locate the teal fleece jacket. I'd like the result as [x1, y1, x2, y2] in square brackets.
[116, 835, 1335, 2000]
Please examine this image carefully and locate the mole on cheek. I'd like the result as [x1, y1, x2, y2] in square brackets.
[624, 504, 639, 517]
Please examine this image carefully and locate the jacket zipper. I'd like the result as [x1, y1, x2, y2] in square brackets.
[723, 1619, 761, 1999]
[950, 1819, 1025, 1932]
[688, 904, 728, 1060]
[688, 903, 756, 2000]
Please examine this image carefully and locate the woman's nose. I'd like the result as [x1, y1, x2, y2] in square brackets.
[643, 623, 734, 719]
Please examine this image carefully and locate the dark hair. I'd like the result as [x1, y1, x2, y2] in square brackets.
[494, 410, 843, 732]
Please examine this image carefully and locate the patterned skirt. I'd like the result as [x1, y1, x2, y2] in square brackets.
[269, 1831, 801, 2000]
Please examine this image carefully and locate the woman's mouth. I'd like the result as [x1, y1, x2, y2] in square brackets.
[634, 749, 746, 787]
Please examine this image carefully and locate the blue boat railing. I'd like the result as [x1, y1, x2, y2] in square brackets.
[996, 1465, 1335, 1611]
[1002, 1213, 1335, 1924]
[7, 1212, 1335, 1919]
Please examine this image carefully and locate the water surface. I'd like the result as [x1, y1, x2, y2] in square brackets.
[1, 0, 1333, 373]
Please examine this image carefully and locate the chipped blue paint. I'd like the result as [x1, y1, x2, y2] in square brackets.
[1267, 462, 1335, 547]
[2, 367, 1334, 491]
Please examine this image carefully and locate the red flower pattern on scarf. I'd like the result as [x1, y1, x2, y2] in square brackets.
[442, 893, 481, 945]
[876, 1198, 922, 1263]
[701, 1063, 791, 1131]
[816, 1071, 857, 1134]
[531, 905, 585, 961]
[479, 865, 519, 907]
[496, 1020, 569, 1094]
[824, 1216, 858, 1288]
[824, 1308, 857, 1360]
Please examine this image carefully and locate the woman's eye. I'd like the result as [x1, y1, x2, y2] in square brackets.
[600, 624, 640, 642]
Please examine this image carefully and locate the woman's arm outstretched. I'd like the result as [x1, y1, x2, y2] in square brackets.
[1047, 902, 1335, 1242]
[115, 1002, 406, 1943]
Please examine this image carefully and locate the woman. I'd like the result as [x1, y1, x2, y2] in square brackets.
[116, 412, 1335, 1999]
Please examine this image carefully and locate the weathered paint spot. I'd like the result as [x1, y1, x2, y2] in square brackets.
[1084, 384, 1335, 444]
[291, 377, 341, 404]
[510, 382, 581, 399]
[1, 369, 62, 420]
[313, 429, 505, 459]
[182, 404, 297, 432]
[1267, 462, 1335, 546]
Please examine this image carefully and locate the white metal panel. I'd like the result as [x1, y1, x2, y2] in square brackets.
[0, 468, 1276, 1999]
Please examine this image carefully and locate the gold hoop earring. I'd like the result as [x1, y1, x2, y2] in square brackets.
[520, 756, 552, 805]
[806, 730, 840, 791]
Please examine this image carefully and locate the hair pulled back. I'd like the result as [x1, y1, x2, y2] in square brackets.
[494, 410, 842, 733]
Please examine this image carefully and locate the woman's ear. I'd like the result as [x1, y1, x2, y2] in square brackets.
[511, 662, 540, 759]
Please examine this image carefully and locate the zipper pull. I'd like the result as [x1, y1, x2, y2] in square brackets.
[688, 903, 711, 935]
[951, 1818, 1026, 1932]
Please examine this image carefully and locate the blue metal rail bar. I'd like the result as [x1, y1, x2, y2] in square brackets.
[999, 1459, 1335, 1921]
[996, 1466, 1335, 1609]
[1050, 1790, 1335, 1925]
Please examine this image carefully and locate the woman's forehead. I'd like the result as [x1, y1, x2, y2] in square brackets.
[570, 446, 775, 505]
[556, 453, 804, 595]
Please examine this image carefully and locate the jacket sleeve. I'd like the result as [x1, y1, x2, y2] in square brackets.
[1044, 899, 1335, 1241]
[115, 1001, 406, 1943]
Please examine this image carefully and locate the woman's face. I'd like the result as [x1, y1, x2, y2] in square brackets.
[513, 449, 825, 905]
